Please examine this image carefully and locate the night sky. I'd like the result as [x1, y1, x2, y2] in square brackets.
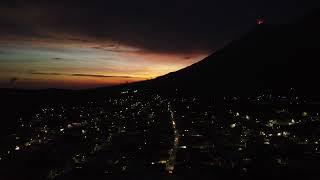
[1, 0, 319, 89]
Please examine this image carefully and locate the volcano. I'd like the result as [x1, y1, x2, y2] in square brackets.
[140, 10, 320, 95]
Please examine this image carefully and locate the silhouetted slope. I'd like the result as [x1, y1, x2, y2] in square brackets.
[143, 9, 320, 95]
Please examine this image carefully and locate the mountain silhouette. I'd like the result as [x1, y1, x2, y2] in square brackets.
[138, 9, 320, 96]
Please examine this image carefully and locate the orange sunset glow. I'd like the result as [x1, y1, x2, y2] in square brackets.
[0, 37, 207, 89]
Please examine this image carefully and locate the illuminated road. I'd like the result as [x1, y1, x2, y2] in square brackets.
[166, 102, 180, 174]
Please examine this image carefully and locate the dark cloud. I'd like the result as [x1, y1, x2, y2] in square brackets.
[52, 58, 63, 60]
[9, 77, 18, 85]
[1, 0, 320, 53]
[31, 72, 63, 76]
[91, 46, 139, 53]
[29, 71, 136, 79]
[71, 74, 134, 78]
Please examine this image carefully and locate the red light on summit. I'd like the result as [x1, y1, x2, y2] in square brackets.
[256, 18, 264, 25]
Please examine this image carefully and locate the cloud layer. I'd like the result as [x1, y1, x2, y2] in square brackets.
[30, 72, 136, 79]
[1, 0, 319, 54]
